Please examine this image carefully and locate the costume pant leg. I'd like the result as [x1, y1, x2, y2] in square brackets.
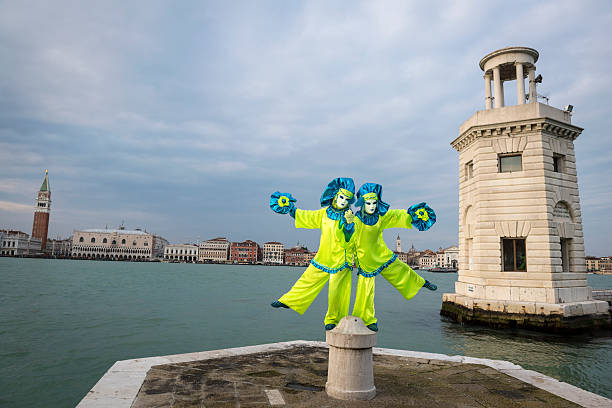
[352, 274, 377, 326]
[324, 268, 351, 325]
[279, 264, 330, 315]
[381, 260, 425, 301]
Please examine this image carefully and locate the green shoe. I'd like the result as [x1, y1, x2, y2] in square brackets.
[423, 280, 437, 291]
[367, 323, 378, 332]
[271, 300, 289, 308]
[325, 324, 336, 331]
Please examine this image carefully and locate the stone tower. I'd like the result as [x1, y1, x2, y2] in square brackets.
[441, 47, 609, 331]
[32, 170, 51, 250]
[396, 235, 402, 253]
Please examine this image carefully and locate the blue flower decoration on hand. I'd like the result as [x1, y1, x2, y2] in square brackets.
[270, 192, 297, 215]
[408, 202, 436, 231]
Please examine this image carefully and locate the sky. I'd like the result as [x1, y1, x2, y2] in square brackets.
[0, 1, 611, 256]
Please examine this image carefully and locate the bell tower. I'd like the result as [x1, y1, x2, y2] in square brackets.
[32, 170, 51, 250]
[396, 235, 402, 253]
[441, 47, 609, 332]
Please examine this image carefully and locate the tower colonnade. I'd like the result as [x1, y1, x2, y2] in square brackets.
[481, 47, 539, 109]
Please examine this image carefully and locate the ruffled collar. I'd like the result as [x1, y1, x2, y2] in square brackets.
[356, 210, 379, 226]
[326, 205, 346, 221]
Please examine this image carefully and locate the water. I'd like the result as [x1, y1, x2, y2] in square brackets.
[0, 258, 610, 407]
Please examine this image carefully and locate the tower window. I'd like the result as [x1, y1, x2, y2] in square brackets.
[560, 238, 571, 272]
[499, 154, 522, 173]
[91, 237, 96, 243]
[502, 238, 526, 271]
[553, 154, 565, 173]
[465, 161, 474, 180]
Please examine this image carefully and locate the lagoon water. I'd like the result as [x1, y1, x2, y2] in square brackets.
[0, 258, 611, 407]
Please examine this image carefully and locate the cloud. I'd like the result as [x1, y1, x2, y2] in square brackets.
[0, 200, 32, 213]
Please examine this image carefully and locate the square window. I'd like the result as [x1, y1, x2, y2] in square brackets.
[502, 238, 526, 271]
[499, 154, 522, 173]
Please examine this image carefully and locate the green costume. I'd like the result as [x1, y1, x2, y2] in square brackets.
[270, 178, 356, 326]
[351, 183, 436, 327]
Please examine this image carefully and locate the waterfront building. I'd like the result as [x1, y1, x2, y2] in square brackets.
[395, 251, 408, 264]
[418, 250, 436, 269]
[44, 237, 72, 257]
[31, 170, 51, 250]
[230, 240, 259, 263]
[262, 242, 284, 264]
[198, 237, 230, 262]
[444, 246, 459, 268]
[0, 230, 41, 256]
[585, 256, 600, 272]
[305, 251, 317, 264]
[442, 47, 608, 331]
[164, 244, 198, 262]
[284, 245, 310, 266]
[71, 227, 167, 261]
[436, 248, 445, 268]
[599, 257, 612, 274]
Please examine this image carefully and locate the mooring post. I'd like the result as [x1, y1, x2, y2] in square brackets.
[325, 315, 376, 400]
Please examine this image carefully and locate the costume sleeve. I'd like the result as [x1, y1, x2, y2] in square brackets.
[380, 209, 413, 230]
[294, 208, 324, 229]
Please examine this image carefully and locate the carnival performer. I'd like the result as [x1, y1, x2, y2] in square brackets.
[269, 178, 356, 330]
[351, 182, 438, 332]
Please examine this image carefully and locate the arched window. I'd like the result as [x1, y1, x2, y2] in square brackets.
[79, 237, 84, 242]
[133, 241, 137, 246]
[103, 238, 107, 243]
[144, 241, 148, 246]
[112, 240, 117, 245]
[91, 237, 96, 243]
[553, 202, 572, 221]
[121, 239, 126, 244]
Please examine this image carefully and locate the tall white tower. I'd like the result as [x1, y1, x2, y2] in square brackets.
[396, 235, 402, 253]
[441, 47, 609, 332]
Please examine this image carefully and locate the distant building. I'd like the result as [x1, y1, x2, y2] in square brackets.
[285, 245, 310, 266]
[263, 242, 284, 264]
[0, 230, 41, 256]
[71, 227, 166, 261]
[305, 251, 317, 264]
[199, 237, 230, 262]
[600, 257, 612, 274]
[396, 235, 402, 252]
[230, 240, 259, 263]
[444, 246, 459, 268]
[436, 248, 445, 267]
[394, 250, 408, 264]
[45, 237, 72, 257]
[32, 170, 51, 250]
[164, 244, 198, 262]
[418, 250, 436, 269]
[585, 256, 600, 272]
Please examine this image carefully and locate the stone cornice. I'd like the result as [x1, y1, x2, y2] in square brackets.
[451, 117, 583, 152]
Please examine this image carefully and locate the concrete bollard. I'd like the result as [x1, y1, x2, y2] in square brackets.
[325, 315, 377, 400]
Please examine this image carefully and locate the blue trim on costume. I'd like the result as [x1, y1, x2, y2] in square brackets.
[326, 206, 345, 221]
[342, 222, 354, 242]
[408, 202, 436, 231]
[289, 206, 296, 218]
[357, 253, 397, 277]
[356, 210, 379, 226]
[311, 259, 352, 274]
[270, 192, 297, 215]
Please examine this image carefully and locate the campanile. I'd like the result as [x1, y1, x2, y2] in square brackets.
[32, 170, 51, 250]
